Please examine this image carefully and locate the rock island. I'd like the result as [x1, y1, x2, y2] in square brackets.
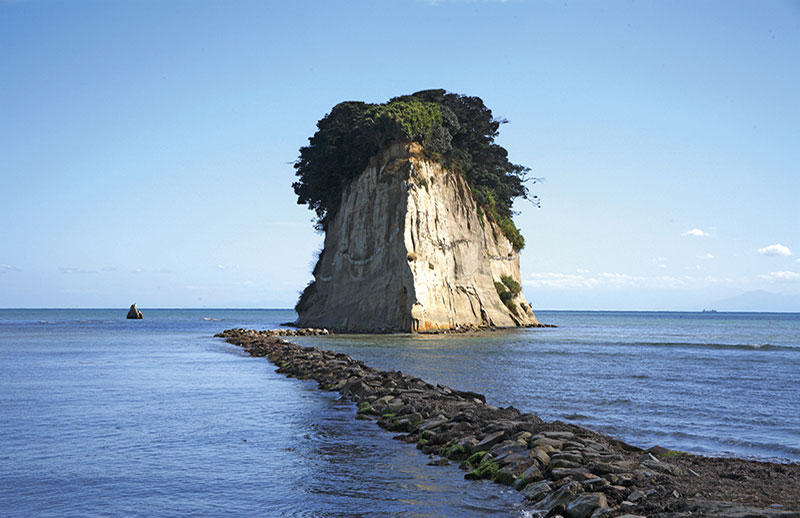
[291, 90, 544, 332]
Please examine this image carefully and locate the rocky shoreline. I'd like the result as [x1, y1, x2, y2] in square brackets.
[216, 329, 800, 518]
[277, 323, 557, 335]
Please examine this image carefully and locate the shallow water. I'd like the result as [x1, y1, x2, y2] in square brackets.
[0, 309, 797, 516]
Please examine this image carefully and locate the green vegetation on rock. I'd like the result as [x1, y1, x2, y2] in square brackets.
[442, 442, 469, 459]
[465, 457, 500, 480]
[292, 89, 537, 248]
[495, 279, 519, 314]
[500, 275, 521, 296]
[462, 450, 488, 470]
[494, 469, 516, 486]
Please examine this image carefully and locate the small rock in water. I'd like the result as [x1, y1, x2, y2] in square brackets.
[126, 303, 143, 319]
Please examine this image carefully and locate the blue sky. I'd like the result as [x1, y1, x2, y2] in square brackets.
[1, 0, 798, 310]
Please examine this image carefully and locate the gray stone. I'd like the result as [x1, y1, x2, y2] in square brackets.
[514, 464, 543, 489]
[566, 493, 608, 518]
[581, 477, 607, 490]
[489, 439, 519, 457]
[530, 481, 581, 513]
[382, 398, 405, 414]
[551, 467, 591, 480]
[513, 431, 532, 442]
[640, 459, 683, 475]
[420, 415, 448, 431]
[531, 436, 563, 449]
[549, 458, 581, 470]
[542, 431, 576, 441]
[474, 430, 505, 451]
[551, 451, 584, 464]
[498, 451, 531, 466]
[532, 447, 551, 466]
[522, 480, 552, 502]
[627, 490, 644, 503]
[636, 452, 659, 464]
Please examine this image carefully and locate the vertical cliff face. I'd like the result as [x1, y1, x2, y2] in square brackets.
[295, 142, 538, 332]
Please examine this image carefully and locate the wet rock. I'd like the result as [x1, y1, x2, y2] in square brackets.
[420, 415, 448, 431]
[530, 481, 581, 514]
[428, 458, 450, 466]
[382, 398, 405, 414]
[523, 480, 553, 502]
[217, 329, 800, 518]
[499, 451, 532, 466]
[515, 464, 544, 490]
[495, 466, 517, 486]
[475, 430, 505, 452]
[566, 492, 607, 518]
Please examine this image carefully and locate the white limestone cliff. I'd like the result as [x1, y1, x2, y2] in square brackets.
[295, 142, 539, 332]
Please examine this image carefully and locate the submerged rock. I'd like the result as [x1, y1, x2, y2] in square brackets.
[126, 303, 143, 319]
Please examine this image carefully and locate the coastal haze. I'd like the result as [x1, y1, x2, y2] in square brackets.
[1, 1, 798, 311]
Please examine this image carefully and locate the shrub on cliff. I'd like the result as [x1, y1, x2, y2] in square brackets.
[292, 89, 537, 249]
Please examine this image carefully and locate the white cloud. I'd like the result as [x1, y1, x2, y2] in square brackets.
[757, 243, 792, 257]
[0, 264, 21, 273]
[651, 257, 667, 268]
[524, 272, 691, 290]
[683, 228, 709, 237]
[759, 271, 800, 282]
[217, 264, 226, 270]
[59, 267, 98, 274]
[698, 253, 714, 260]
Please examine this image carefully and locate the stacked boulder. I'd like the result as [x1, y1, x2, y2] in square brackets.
[217, 329, 799, 518]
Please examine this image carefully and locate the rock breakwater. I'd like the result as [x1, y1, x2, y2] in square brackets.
[216, 329, 800, 518]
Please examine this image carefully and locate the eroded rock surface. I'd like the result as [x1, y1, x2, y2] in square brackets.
[217, 329, 800, 518]
[295, 142, 541, 332]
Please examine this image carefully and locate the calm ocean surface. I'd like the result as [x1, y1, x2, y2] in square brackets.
[1, 309, 798, 517]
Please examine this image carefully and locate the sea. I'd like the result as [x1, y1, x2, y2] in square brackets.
[0, 309, 798, 517]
